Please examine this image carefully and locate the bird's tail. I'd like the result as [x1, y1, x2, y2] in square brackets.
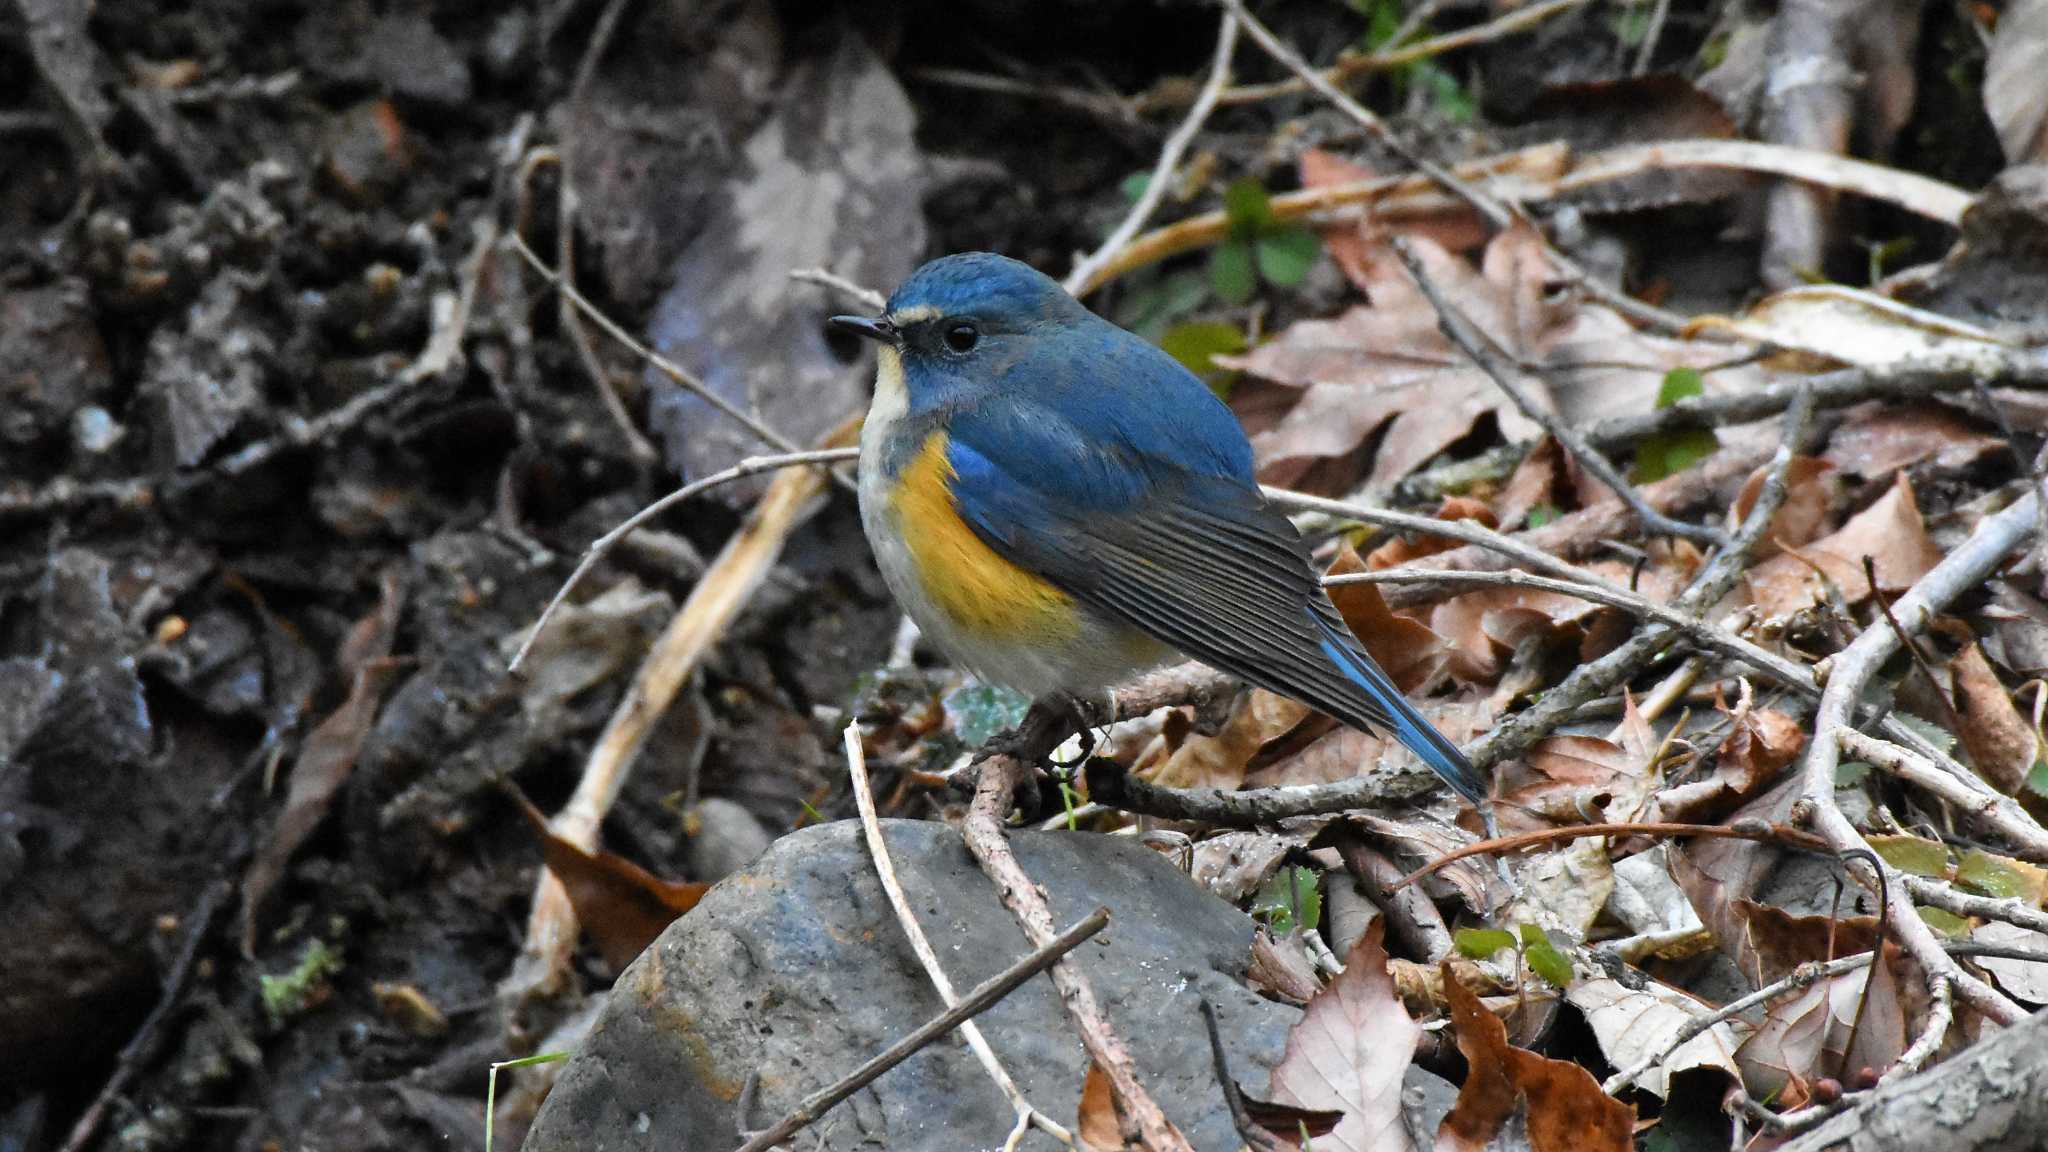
[1311, 614, 1490, 808]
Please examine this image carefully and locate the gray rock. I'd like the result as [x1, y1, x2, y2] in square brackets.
[526, 820, 1381, 1152]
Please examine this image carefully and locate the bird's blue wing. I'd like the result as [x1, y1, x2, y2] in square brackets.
[943, 394, 1486, 807]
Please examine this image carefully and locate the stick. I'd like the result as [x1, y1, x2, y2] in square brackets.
[1836, 730, 2048, 861]
[732, 907, 1112, 1152]
[1795, 490, 2041, 1027]
[844, 724, 1083, 1149]
[506, 446, 860, 672]
[1063, 10, 1237, 297]
[1398, 821, 1831, 889]
[1389, 236, 1725, 544]
[965, 757, 1193, 1151]
[1904, 874, 2048, 936]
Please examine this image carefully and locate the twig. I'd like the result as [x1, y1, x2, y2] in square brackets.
[1836, 730, 2048, 862]
[1085, 754, 1438, 826]
[1632, 0, 1673, 74]
[507, 231, 849, 489]
[1460, 388, 1816, 771]
[507, 446, 860, 672]
[1390, 237, 1725, 544]
[500, 424, 854, 1018]
[61, 880, 230, 1152]
[1221, 0, 1506, 230]
[1265, 487, 1635, 595]
[1063, 10, 1238, 297]
[1399, 820, 1830, 890]
[1328, 568, 1815, 698]
[732, 906, 1112, 1152]
[1587, 353, 2048, 451]
[909, 67, 1138, 126]
[1889, 976, 1952, 1080]
[790, 267, 887, 312]
[1603, 950, 1874, 1095]
[843, 724, 1083, 1149]
[1904, 874, 2048, 935]
[1198, 998, 1280, 1152]
[1795, 490, 2042, 1028]
[965, 757, 1192, 1152]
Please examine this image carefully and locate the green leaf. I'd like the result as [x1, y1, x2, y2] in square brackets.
[1632, 428, 1720, 483]
[1957, 850, 2031, 900]
[1114, 269, 1211, 340]
[1253, 866, 1322, 935]
[1518, 924, 1574, 987]
[1655, 367, 1706, 408]
[260, 938, 344, 1025]
[1835, 761, 1872, 788]
[1868, 834, 1953, 879]
[1211, 238, 1257, 305]
[1894, 713, 1958, 755]
[943, 683, 1033, 748]
[1223, 178, 1274, 235]
[1359, 0, 1405, 49]
[2026, 758, 2048, 799]
[1413, 62, 1475, 122]
[1256, 226, 1322, 287]
[1158, 321, 1248, 378]
[1454, 927, 1518, 960]
[1120, 171, 1153, 204]
[1526, 503, 1560, 529]
[1918, 906, 1973, 937]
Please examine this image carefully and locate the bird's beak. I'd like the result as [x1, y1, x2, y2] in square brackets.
[829, 315, 898, 345]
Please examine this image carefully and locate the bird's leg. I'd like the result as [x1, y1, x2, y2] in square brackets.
[980, 692, 1093, 767]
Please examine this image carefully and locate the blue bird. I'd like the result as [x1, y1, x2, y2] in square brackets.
[831, 253, 1487, 808]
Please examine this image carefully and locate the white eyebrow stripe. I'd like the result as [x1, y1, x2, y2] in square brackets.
[888, 304, 943, 324]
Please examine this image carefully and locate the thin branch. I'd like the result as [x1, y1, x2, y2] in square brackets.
[965, 757, 1192, 1151]
[1888, 976, 1952, 1080]
[1904, 874, 2048, 936]
[843, 724, 1084, 1149]
[1389, 236, 1725, 544]
[507, 446, 860, 672]
[1398, 821, 1831, 890]
[1836, 730, 2048, 861]
[1064, 10, 1238, 297]
[732, 906, 1112, 1152]
[790, 267, 887, 312]
[1796, 490, 2042, 1028]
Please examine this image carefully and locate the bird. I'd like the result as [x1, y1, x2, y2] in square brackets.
[830, 252, 1488, 808]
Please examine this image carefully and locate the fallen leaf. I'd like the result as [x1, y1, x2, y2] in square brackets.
[1494, 437, 1568, 530]
[1249, 928, 1325, 1005]
[1504, 836, 1614, 944]
[1567, 977, 1746, 1098]
[1506, 735, 1654, 825]
[1606, 847, 1708, 947]
[1297, 148, 1490, 280]
[1745, 473, 1943, 618]
[509, 787, 708, 972]
[1368, 497, 1497, 571]
[1077, 1062, 1130, 1149]
[1327, 545, 1448, 694]
[1264, 919, 1423, 1152]
[1656, 706, 1803, 823]
[1973, 921, 2048, 1003]
[1698, 284, 2017, 373]
[1727, 456, 1835, 561]
[240, 568, 404, 955]
[1986, 0, 2048, 163]
[499, 580, 673, 717]
[1668, 777, 1804, 971]
[1436, 965, 1634, 1152]
[1735, 933, 1910, 1099]
[1951, 641, 2038, 796]
[1150, 688, 1312, 791]
[1192, 831, 1296, 904]
[1821, 405, 2005, 479]
[1245, 700, 1492, 790]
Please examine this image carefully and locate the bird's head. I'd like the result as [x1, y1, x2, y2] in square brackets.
[830, 253, 1092, 411]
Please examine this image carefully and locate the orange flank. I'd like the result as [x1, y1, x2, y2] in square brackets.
[893, 431, 1081, 642]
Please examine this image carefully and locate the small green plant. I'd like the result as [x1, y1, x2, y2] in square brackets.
[485, 1052, 570, 1152]
[1252, 865, 1323, 936]
[1210, 179, 1322, 306]
[1631, 368, 1720, 482]
[1453, 923, 1573, 987]
[259, 938, 344, 1025]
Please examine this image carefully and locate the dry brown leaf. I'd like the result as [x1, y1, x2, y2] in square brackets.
[1505, 736, 1654, 825]
[1951, 641, 2038, 796]
[1245, 700, 1491, 790]
[1656, 706, 1803, 823]
[1973, 921, 2048, 1003]
[1249, 927, 1325, 1005]
[1745, 473, 1943, 618]
[1077, 1062, 1130, 1149]
[1298, 148, 1490, 281]
[1821, 405, 2005, 479]
[1736, 930, 1910, 1100]
[1505, 836, 1615, 944]
[1494, 437, 1568, 531]
[1192, 831, 1295, 904]
[1668, 777, 1803, 969]
[1327, 545, 1449, 694]
[1219, 227, 1556, 494]
[240, 567, 405, 955]
[1265, 919, 1423, 1152]
[510, 788, 707, 972]
[1699, 285, 2016, 372]
[1435, 966, 1634, 1152]
[1367, 496, 1498, 570]
[1566, 977, 1745, 1098]
[1728, 456, 1835, 560]
[1149, 688, 1312, 791]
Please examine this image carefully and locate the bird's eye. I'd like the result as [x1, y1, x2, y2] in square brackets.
[942, 321, 979, 354]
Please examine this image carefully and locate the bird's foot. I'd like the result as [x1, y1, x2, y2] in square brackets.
[979, 692, 1094, 767]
